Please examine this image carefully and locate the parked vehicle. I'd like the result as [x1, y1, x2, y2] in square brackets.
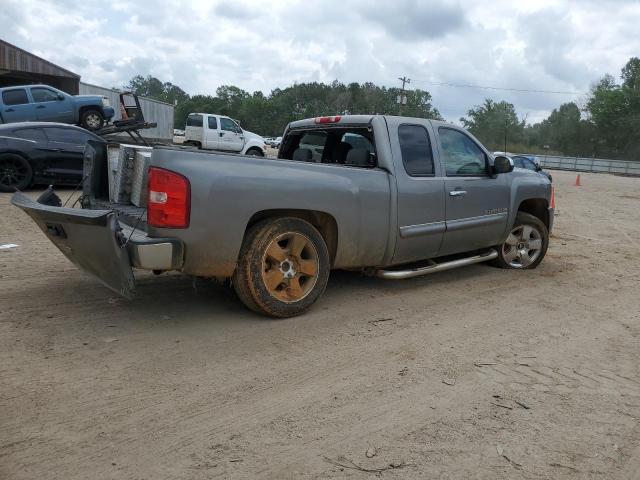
[512, 155, 553, 182]
[0, 85, 115, 130]
[272, 136, 283, 148]
[12, 115, 554, 317]
[183, 113, 266, 156]
[0, 122, 103, 192]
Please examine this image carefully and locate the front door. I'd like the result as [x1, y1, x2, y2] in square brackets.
[30, 86, 73, 123]
[437, 127, 509, 256]
[1, 88, 36, 122]
[218, 117, 245, 152]
[389, 119, 446, 264]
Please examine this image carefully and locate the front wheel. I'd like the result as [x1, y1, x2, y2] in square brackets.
[494, 212, 549, 269]
[245, 148, 264, 157]
[80, 109, 105, 130]
[0, 154, 33, 192]
[232, 218, 330, 317]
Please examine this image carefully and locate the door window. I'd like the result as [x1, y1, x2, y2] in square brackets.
[207, 116, 218, 129]
[398, 124, 434, 176]
[14, 128, 47, 143]
[186, 114, 203, 127]
[2, 89, 29, 106]
[220, 117, 240, 133]
[44, 127, 91, 144]
[439, 128, 487, 176]
[31, 88, 60, 103]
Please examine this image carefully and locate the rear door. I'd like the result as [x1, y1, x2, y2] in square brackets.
[203, 115, 221, 149]
[436, 126, 509, 255]
[218, 117, 245, 152]
[388, 117, 446, 264]
[11, 191, 135, 298]
[30, 86, 73, 123]
[42, 127, 95, 182]
[1, 88, 36, 122]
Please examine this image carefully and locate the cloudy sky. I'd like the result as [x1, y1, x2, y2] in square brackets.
[2, 0, 640, 123]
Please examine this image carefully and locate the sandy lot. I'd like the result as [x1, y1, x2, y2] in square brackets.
[1, 170, 639, 479]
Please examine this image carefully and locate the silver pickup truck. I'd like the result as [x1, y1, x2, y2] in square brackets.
[12, 115, 554, 317]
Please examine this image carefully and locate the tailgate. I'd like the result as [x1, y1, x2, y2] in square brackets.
[11, 191, 135, 299]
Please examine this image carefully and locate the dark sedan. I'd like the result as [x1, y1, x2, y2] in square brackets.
[0, 122, 103, 192]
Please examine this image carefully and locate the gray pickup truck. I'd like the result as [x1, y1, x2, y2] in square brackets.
[12, 114, 554, 317]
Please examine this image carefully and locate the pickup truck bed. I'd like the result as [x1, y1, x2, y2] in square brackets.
[12, 114, 553, 317]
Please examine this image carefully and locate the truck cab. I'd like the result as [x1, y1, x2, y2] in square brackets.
[183, 113, 266, 156]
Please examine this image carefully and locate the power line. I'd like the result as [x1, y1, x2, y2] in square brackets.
[410, 79, 587, 96]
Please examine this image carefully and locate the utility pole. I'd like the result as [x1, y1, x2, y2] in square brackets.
[397, 76, 410, 114]
[504, 103, 508, 154]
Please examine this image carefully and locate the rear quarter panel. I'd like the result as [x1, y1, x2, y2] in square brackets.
[149, 148, 392, 277]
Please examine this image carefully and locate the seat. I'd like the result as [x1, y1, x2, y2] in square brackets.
[292, 148, 313, 162]
[344, 148, 372, 167]
[334, 142, 352, 164]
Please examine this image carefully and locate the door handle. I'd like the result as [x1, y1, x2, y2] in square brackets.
[219, 132, 224, 137]
[449, 190, 467, 197]
[36, 105, 45, 109]
[5, 108, 14, 112]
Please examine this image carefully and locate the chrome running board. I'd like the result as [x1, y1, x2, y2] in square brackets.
[375, 249, 498, 280]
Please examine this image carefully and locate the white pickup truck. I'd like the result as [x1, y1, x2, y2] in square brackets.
[182, 113, 266, 156]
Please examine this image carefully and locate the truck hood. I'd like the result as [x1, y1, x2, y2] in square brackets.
[242, 130, 265, 142]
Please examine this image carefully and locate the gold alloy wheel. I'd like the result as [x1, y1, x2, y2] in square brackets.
[261, 232, 319, 303]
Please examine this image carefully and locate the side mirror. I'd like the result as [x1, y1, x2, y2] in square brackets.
[535, 164, 542, 172]
[57, 93, 65, 101]
[493, 155, 514, 174]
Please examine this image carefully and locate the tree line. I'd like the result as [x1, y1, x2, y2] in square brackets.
[126, 57, 640, 160]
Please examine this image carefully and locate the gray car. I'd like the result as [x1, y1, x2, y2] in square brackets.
[12, 115, 554, 317]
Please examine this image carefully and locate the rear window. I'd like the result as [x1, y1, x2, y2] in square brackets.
[13, 128, 46, 143]
[398, 124, 434, 176]
[281, 128, 376, 168]
[2, 89, 29, 106]
[45, 127, 91, 144]
[186, 114, 203, 127]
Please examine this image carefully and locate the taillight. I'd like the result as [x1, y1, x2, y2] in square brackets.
[147, 167, 190, 228]
[314, 115, 341, 124]
[550, 186, 556, 209]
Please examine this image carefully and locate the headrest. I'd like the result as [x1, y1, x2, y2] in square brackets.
[345, 148, 371, 167]
[292, 148, 313, 162]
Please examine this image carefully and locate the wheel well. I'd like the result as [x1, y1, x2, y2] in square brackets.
[245, 147, 264, 156]
[79, 105, 101, 118]
[246, 209, 338, 265]
[517, 198, 549, 229]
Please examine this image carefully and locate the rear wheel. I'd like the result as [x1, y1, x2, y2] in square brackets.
[494, 212, 548, 269]
[232, 218, 330, 317]
[0, 154, 33, 192]
[80, 109, 104, 130]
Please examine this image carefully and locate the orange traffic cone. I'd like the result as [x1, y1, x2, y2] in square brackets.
[574, 174, 581, 186]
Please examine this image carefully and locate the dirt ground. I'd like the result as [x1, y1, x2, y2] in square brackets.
[1, 170, 639, 479]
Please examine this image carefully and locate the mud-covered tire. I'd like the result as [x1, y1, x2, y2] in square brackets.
[232, 217, 330, 318]
[80, 109, 104, 130]
[0, 153, 33, 192]
[493, 212, 549, 269]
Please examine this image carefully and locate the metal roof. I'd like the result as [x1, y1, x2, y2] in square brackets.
[0, 39, 80, 79]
